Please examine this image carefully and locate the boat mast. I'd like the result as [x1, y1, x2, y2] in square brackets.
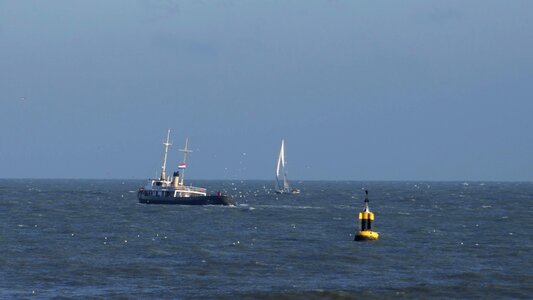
[160, 129, 172, 181]
[179, 138, 192, 185]
[281, 140, 290, 191]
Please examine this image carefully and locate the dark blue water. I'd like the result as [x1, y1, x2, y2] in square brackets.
[1, 179, 532, 298]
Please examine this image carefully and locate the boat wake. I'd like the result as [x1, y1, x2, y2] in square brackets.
[254, 204, 324, 210]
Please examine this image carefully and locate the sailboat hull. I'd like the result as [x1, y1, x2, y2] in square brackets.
[275, 189, 300, 195]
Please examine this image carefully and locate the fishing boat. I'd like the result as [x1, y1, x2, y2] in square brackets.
[138, 130, 234, 205]
[275, 139, 300, 194]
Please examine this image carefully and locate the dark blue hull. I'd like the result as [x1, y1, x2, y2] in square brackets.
[138, 194, 235, 206]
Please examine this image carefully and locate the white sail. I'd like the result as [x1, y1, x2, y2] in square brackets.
[283, 168, 290, 191]
[275, 140, 283, 191]
[276, 140, 283, 179]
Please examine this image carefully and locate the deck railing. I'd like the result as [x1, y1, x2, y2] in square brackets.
[175, 186, 207, 194]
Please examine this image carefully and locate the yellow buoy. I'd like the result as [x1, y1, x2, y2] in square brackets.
[354, 190, 379, 241]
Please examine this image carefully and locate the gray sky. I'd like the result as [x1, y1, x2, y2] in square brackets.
[1, 0, 532, 181]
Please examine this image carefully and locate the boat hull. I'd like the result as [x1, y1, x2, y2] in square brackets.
[275, 189, 300, 195]
[138, 194, 235, 206]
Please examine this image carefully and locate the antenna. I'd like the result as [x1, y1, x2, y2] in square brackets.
[160, 129, 172, 181]
[178, 137, 193, 185]
[364, 190, 369, 212]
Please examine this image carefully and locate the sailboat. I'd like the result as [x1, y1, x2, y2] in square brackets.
[275, 139, 300, 194]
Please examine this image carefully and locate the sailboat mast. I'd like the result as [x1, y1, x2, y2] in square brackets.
[281, 140, 290, 191]
[160, 129, 171, 181]
[179, 138, 193, 185]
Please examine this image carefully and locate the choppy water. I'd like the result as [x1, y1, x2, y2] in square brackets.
[1, 179, 532, 298]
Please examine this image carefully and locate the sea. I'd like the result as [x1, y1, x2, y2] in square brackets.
[1, 179, 532, 299]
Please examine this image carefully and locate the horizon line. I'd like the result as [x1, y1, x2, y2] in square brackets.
[0, 177, 531, 183]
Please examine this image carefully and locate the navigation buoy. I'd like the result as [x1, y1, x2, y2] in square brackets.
[354, 190, 379, 241]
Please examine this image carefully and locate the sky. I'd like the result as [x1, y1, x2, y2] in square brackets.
[1, 0, 532, 181]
